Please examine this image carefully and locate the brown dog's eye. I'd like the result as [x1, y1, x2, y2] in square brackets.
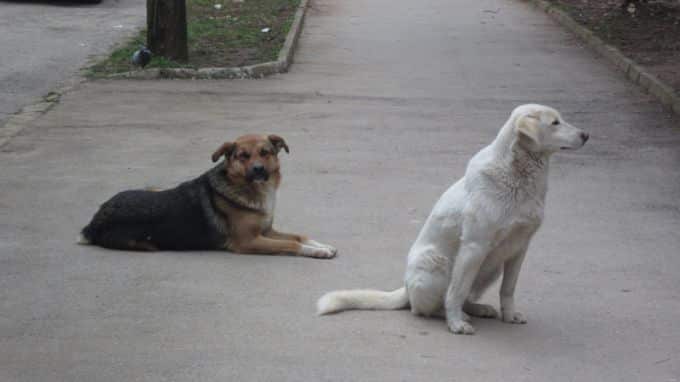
[260, 149, 269, 157]
[238, 152, 250, 160]
[552, 120, 560, 126]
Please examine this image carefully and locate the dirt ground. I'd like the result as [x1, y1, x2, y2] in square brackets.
[551, 0, 680, 92]
[187, 0, 299, 67]
[88, 0, 298, 75]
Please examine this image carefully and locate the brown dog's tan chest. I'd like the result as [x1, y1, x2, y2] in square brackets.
[212, 194, 275, 250]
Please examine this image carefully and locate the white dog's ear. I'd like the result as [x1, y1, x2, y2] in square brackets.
[515, 114, 541, 145]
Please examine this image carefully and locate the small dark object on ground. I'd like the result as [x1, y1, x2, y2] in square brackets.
[131, 46, 152, 68]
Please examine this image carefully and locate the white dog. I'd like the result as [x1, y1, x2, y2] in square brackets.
[317, 104, 588, 334]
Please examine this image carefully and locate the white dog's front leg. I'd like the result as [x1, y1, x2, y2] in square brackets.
[445, 242, 488, 334]
[500, 249, 528, 324]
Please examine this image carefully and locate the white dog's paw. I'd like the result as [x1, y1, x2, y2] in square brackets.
[502, 311, 527, 324]
[447, 318, 476, 335]
[301, 245, 336, 259]
[464, 302, 498, 319]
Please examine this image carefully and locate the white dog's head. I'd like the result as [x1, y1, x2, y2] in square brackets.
[511, 104, 588, 152]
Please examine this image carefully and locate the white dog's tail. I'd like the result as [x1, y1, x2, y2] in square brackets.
[316, 287, 409, 315]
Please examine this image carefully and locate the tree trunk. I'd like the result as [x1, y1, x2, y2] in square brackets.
[147, 0, 188, 62]
[622, 0, 647, 8]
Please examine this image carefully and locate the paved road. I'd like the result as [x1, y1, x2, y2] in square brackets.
[0, 0, 145, 126]
[1, 0, 679, 381]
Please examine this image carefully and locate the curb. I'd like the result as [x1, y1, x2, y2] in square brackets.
[526, 0, 680, 116]
[107, 0, 308, 80]
[0, 81, 82, 149]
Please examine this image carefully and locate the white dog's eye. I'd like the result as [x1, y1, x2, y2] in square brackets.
[552, 120, 560, 126]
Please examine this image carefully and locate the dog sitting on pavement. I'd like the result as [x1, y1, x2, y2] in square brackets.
[79, 134, 337, 259]
[317, 104, 589, 333]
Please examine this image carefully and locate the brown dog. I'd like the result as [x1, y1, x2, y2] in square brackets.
[80, 134, 337, 259]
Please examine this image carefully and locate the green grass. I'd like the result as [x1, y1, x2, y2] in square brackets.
[88, 0, 300, 77]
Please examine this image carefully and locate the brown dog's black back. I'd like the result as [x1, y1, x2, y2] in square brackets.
[81, 175, 226, 251]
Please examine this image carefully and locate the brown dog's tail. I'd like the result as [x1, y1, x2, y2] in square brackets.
[78, 223, 97, 245]
[316, 287, 409, 315]
[77, 233, 92, 245]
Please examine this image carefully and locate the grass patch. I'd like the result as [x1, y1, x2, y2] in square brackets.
[88, 0, 300, 76]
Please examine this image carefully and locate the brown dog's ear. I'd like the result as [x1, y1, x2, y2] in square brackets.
[211, 142, 236, 163]
[268, 135, 289, 154]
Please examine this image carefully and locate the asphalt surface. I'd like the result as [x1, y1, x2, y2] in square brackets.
[1, 0, 680, 381]
[0, 0, 145, 127]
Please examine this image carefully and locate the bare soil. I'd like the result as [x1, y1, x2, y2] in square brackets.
[187, 0, 299, 68]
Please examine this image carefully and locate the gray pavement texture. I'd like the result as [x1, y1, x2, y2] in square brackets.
[0, 0, 145, 126]
[2, 0, 680, 381]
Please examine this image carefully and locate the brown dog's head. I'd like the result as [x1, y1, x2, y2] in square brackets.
[211, 134, 289, 185]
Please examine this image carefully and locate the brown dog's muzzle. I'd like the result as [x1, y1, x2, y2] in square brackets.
[246, 164, 269, 182]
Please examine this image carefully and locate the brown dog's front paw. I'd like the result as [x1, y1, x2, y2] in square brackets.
[304, 240, 338, 257]
[300, 245, 336, 259]
[319, 244, 337, 257]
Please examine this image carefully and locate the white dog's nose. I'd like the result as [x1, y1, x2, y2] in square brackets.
[580, 132, 589, 143]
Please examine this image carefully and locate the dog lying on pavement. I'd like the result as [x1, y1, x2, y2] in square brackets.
[79, 134, 337, 259]
[317, 104, 588, 333]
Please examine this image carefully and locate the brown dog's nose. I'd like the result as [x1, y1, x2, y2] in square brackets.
[248, 164, 269, 182]
[252, 164, 266, 174]
[580, 132, 589, 143]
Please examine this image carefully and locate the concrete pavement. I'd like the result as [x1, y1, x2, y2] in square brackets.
[1, 0, 680, 380]
[0, 0, 145, 127]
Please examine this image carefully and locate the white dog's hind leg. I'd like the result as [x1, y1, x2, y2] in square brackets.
[463, 301, 497, 318]
[405, 248, 450, 318]
[431, 307, 470, 322]
[468, 264, 502, 302]
[407, 276, 446, 317]
[463, 264, 502, 318]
